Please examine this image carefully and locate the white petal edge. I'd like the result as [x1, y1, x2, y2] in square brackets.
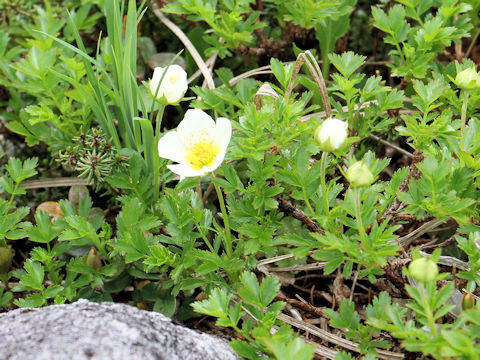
[163, 66, 188, 103]
[158, 131, 187, 164]
[165, 85, 186, 104]
[165, 64, 187, 78]
[214, 117, 232, 152]
[150, 67, 166, 97]
[177, 109, 216, 139]
[167, 163, 203, 177]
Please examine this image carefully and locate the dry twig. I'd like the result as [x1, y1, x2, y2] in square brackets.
[276, 194, 324, 234]
[20, 177, 91, 189]
[278, 313, 405, 360]
[151, 4, 215, 90]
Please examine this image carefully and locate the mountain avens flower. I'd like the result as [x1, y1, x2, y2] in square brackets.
[346, 160, 374, 187]
[158, 109, 232, 177]
[455, 68, 480, 91]
[408, 257, 438, 283]
[314, 118, 348, 152]
[149, 64, 188, 105]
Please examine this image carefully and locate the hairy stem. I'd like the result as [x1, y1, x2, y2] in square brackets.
[320, 152, 330, 218]
[213, 176, 233, 258]
[354, 187, 367, 244]
[153, 104, 165, 202]
[460, 91, 469, 152]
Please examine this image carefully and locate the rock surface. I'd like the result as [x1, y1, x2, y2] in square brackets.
[0, 299, 240, 360]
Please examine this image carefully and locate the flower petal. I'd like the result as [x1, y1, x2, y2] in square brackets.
[177, 109, 216, 140]
[316, 118, 348, 152]
[150, 65, 188, 103]
[163, 65, 188, 103]
[201, 149, 226, 174]
[164, 85, 187, 104]
[150, 67, 166, 98]
[214, 117, 232, 152]
[167, 163, 203, 177]
[158, 131, 187, 164]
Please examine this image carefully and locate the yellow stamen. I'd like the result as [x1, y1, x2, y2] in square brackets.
[184, 131, 220, 171]
[169, 75, 176, 85]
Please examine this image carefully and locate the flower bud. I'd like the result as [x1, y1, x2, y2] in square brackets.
[0, 247, 13, 274]
[455, 68, 480, 91]
[149, 64, 188, 105]
[461, 293, 476, 311]
[86, 248, 102, 271]
[346, 160, 374, 187]
[314, 118, 348, 152]
[408, 257, 438, 282]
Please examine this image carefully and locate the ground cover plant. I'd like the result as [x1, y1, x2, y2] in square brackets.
[1, 0, 480, 359]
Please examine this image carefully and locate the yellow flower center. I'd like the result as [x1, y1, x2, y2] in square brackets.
[184, 131, 220, 171]
[169, 75, 177, 85]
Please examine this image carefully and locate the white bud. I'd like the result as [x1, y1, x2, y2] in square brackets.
[314, 118, 348, 152]
[149, 64, 188, 105]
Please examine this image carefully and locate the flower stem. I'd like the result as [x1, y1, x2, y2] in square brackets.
[354, 187, 367, 244]
[302, 189, 315, 216]
[320, 152, 330, 218]
[213, 176, 233, 258]
[194, 219, 214, 253]
[420, 283, 439, 338]
[155, 105, 165, 139]
[196, 179, 203, 209]
[460, 91, 470, 152]
[153, 104, 165, 203]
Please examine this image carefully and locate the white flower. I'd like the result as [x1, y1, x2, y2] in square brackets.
[149, 64, 188, 105]
[158, 109, 232, 177]
[314, 118, 348, 152]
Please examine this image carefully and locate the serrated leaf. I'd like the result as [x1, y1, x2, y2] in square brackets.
[191, 287, 232, 318]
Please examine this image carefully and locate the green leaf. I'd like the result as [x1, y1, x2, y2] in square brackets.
[181, 278, 208, 291]
[27, 211, 62, 244]
[0, 204, 30, 241]
[14, 293, 45, 308]
[264, 337, 315, 360]
[44, 285, 64, 298]
[325, 299, 360, 330]
[144, 245, 176, 267]
[270, 58, 293, 90]
[259, 276, 281, 308]
[230, 339, 261, 359]
[153, 293, 177, 317]
[19, 259, 45, 291]
[329, 51, 366, 78]
[238, 271, 261, 306]
[192, 287, 232, 318]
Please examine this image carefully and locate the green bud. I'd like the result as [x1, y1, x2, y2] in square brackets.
[0, 247, 13, 274]
[346, 160, 374, 187]
[455, 68, 480, 91]
[461, 293, 475, 311]
[408, 257, 438, 283]
[86, 248, 102, 271]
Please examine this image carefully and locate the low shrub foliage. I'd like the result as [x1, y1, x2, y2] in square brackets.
[1, 0, 480, 359]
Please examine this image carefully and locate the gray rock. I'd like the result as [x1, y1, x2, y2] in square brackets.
[0, 299, 240, 360]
